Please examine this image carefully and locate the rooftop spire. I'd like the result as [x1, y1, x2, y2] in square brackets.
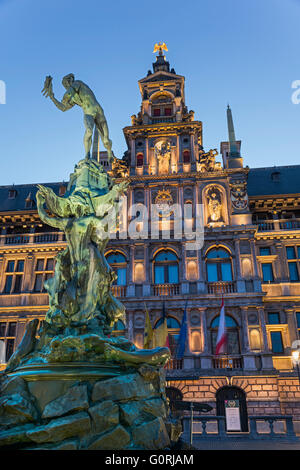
[227, 104, 240, 158]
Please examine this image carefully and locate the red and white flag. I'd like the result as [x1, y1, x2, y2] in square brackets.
[215, 298, 227, 355]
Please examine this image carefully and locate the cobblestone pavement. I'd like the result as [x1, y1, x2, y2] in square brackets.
[190, 437, 300, 450]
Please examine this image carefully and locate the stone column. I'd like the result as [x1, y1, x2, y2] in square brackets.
[145, 138, 149, 175]
[23, 253, 34, 292]
[143, 243, 151, 296]
[258, 307, 274, 370]
[127, 244, 135, 297]
[200, 308, 209, 353]
[241, 307, 250, 353]
[275, 242, 288, 282]
[181, 242, 189, 294]
[258, 307, 269, 352]
[234, 238, 246, 293]
[126, 311, 134, 342]
[200, 308, 212, 368]
[0, 254, 5, 291]
[177, 135, 182, 173]
[241, 307, 257, 370]
[250, 239, 261, 292]
[286, 309, 298, 348]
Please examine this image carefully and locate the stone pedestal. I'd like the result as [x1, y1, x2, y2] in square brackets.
[0, 364, 179, 450]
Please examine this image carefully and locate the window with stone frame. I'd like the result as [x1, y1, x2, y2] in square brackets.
[33, 258, 55, 292]
[136, 153, 144, 168]
[206, 248, 233, 282]
[261, 262, 274, 283]
[3, 259, 24, 294]
[106, 252, 127, 286]
[210, 315, 240, 355]
[270, 331, 284, 353]
[267, 312, 280, 324]
[286, 246, 300, 282]
[153, 250, 179, 285]
[0, 321, 17, 362]
[183, 150, 191, 163]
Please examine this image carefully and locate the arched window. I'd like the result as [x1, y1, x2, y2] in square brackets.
[106, 252, 127, 285]
[136, 153, 144, 167]
[206, 247, 233, 282]
[154, 315, 181, 357]
[183, 150, 190, 163]
[153, 250, 179, 284]
[210, 315, 240, 354]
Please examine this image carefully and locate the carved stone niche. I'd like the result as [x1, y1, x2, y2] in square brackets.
[204, 185, 226, 227]
[134, 189, 145, 204]
[154, 140, 172, 175]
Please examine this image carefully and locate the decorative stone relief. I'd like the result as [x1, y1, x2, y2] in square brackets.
[229, 179, 249, 211]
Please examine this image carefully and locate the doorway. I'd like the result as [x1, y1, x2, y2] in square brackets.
[216, 386, 248, 432]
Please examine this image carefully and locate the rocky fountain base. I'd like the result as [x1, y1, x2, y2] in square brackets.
[0, 363, 180, 450]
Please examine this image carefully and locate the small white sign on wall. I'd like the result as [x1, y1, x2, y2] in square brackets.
[225, 400, 241, 431]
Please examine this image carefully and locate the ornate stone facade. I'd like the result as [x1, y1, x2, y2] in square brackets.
[1, 49, 300, 433]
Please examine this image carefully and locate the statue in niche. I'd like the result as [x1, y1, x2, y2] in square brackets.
[155, 140, 171, 175]
[207, 186, 224, 226]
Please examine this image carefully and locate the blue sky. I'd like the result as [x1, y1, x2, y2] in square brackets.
[0, 0, 300, 185]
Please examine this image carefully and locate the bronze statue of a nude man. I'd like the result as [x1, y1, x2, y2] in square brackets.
[42, 74, 113, 161]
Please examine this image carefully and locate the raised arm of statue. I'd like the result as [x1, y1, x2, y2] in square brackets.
[41, 76, 74, 112]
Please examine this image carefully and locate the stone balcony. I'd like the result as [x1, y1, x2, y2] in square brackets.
[0, 232, 65, 245]
[257, 218, 300, 232]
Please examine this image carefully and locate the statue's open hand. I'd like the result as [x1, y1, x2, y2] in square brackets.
[42, 76, 53, 98]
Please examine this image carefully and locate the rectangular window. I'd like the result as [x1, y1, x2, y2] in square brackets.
[33, 258, 54, 292]
[164, 107, 172, 116]
[221, 262, 233, 281]
[34, 273, 43, 292]
[3, 275, 13, 293]
[168, 264, 179, 284]
[262, 263, 274, 282]
[6, 261, 15, 273]
[7, 322, 16, 336]
[260, 247, 271, 256]
[0, 322, 17, 362]
[153, 108, 161, 117]
[13, 274, 23, 293]
[3, 259, 24, 294]
[0, 323, 6, 337]
[5, 339, 15, 362]
[270, 331, 284, 353]
[268, 313, 280, 324]
[16, 260, 24, 272]
[288, 262, 299, 281]
[154, 265, 165, 284]
[286, 246, 295, 260]
[207, 263, 218, 282]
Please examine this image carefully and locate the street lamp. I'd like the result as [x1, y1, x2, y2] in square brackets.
[292, 349, 300, 385]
